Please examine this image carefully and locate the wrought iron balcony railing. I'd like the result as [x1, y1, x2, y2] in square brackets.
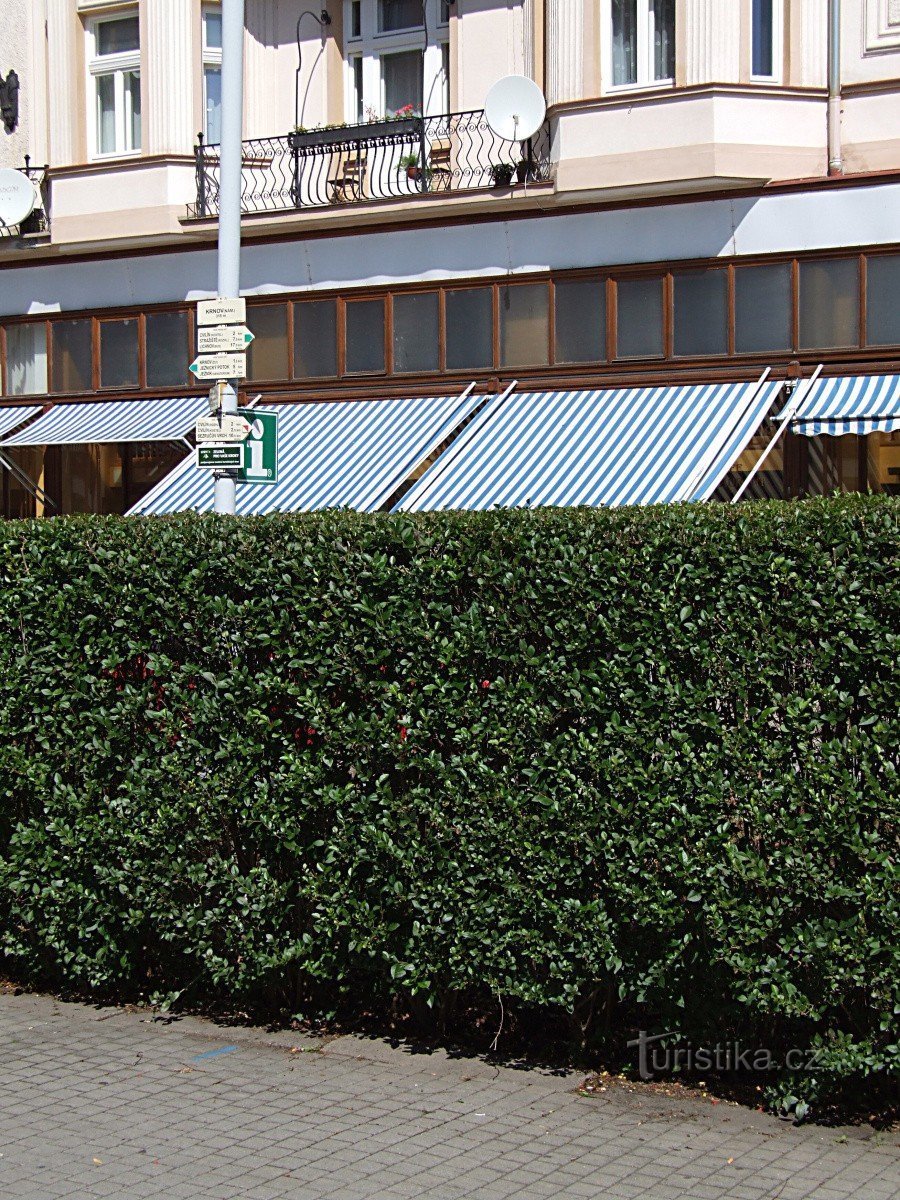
[0, 157, 50, 239]
[189, 110, 552, 219]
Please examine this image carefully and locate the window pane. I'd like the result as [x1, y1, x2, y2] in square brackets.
[205, 67, 222, 143]
[204, 10, 223, 49]
[294, 300, 337, 378]
[653, 0, 675, 80]
[247, 304, 289, 380]
[612, 0, 637, 86]
[100, 319, 139, 388]
[146, 311, 189, 388]
[554, 279, 606, 364]
[866, 255, 900, 346]
[673, 269, 727, 356]
[393, 293, 439, 373]
[734, 263, 792, 353]
[52, 319, 93, 392]
[379, 1, 423, 32]
[351, 1, 362, 38]
[446, 289, 493, 370]
[97, 17, 140, 56]
[2, 447, 42, 519]
[799, 259, 858, 350]
[125, 442, 186, 509]
[383, 51, 423, 114]
[752, 0, 774, 76]
[616, 277, 663, 358]
[4, 324, 48, 396]
[60, 444, 123, 515]
[500, 284, 549, 367]
[346, 299, 385, 373]
[128, 71, 141, 151]
[98, 74, 116, 154]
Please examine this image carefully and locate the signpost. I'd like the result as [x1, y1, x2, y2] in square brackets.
[195, 413, 251, 443]
[197, 325, 254, 353]
[196, 297, 247, 326]
[189, 351, 247, 380]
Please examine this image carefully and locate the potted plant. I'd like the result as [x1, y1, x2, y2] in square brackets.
[490, 162, 515, 187]
[515, 158, 534, 184]
[399, 153, 421, 181]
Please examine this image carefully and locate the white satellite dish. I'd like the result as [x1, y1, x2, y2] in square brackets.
[484, 75, 546, 143]
[0, 168, 38, 228]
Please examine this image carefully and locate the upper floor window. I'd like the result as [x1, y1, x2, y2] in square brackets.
[379, 1, 423, 33]
[344, 0, 449, 121]
[88, 14, 141, 157]
[751, 0, 781, 80]
[611, 0, 675, 88]
[203, 6, 223, 143]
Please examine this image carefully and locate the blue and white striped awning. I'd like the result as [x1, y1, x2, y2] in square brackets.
[0, 405, 43, 440]
[397, 378, 784, 512]
[1, 395, 207, 446]
[130, 389, 483, 516]
[784, 374, 900, 436]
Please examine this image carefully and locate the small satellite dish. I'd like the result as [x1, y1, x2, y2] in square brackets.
[0, 167, 38, 228]
[484, 75, 546, 143]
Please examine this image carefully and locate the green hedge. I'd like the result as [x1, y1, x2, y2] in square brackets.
[0, 497, 897, 1109]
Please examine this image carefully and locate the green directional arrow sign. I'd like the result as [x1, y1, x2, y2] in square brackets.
[238, 410, 279, 485]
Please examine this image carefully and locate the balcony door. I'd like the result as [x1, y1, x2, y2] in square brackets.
[345, 0, 450, 122]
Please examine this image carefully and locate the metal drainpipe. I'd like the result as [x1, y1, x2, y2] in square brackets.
[827, 0, 843, 176]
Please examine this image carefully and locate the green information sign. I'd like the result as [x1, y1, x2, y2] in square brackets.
[238, 410, 279, 485]
[197, 443, 243, 469]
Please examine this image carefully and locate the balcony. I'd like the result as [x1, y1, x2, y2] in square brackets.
[0, 158, 50, 240]
[188, 110, 553, 219]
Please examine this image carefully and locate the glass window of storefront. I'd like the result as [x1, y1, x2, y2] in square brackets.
[554, 278, 606, 365]
[616, 277, 663, 359]
[734, 263, 792, 353]
[445, 288, 493, 370]
[294, 300, 338, 378]
[500, 284, 550, 368]
[865, 255, 900, 347]
[346, 299, 386, 374]
[3, 323, 48, 396]
[673, 269, 727, 357]
[393, 292, 439, 373]
[799, 258, 858, 350]
[52, 320, 93, 393]
[145, 311, 189, 388]
[247, 304, 290, 380]
[99, 318, 139, 389]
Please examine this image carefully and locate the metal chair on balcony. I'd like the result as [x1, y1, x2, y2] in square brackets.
[427, 139, 452, 191]
[329, 150, 367, 203]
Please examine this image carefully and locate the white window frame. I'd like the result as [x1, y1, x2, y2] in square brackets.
[87, 11, 141, 160]
[202, 4, 223, 143]
[343, 0, 449, 122]
[604, 0, 675, 95]
[750, 0, 783, 82]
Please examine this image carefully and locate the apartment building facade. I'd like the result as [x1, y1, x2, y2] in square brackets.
[0, 1, 898, 517]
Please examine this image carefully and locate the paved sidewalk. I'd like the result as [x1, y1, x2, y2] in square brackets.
[0, 992, 897, 1200]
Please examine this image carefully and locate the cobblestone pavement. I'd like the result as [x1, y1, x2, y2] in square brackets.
[1, 992, 898, 1200]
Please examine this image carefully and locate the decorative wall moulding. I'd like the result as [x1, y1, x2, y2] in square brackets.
[866, 0, 900, 52]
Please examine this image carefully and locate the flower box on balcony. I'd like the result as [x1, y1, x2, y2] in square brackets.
[289, 117, 419, 151]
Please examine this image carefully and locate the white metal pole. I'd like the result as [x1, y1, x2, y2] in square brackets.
[730, 366, 824, 504]
[213, 0, 245, 516]
[827, 0, 842, 176]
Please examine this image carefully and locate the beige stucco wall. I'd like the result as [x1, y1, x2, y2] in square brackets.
[0, 0, 40, 169]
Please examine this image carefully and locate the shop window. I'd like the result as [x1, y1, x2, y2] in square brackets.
[611, 0, 675, 88]
[294, 300, 338, 378]
[1, 446, 43, 519]
[615, 277, 663, 358]
[865, 254, 900, 346]
[673, 269, 727, 357]
[799, 259, 858, 350]
[52, 320, 93, 393]
[712, 422, 784, 501]
[89, 13, 141, 157]
[124, 442, 186, 509]
[145, 311, 189, 388]
[4, 323, 48, 396]
[59, 444, 123, 515]
[247, 304, 289, 380]
[500, 284, 550, 368]
[554, 278, 606, 365]
[99, 319, 139, 389]
[866, 431, 900, 495]
[393, 292, 439, 373]
[734, 263, 792, 353]
[805, 436, 866, 496]
[346, 299, 386, 374]
[445, 288, 493, 370]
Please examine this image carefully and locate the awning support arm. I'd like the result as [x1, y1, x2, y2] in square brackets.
[730, 365, 823, 504]
[0, 449, 58, 511]
[680, 367, 773, 502]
